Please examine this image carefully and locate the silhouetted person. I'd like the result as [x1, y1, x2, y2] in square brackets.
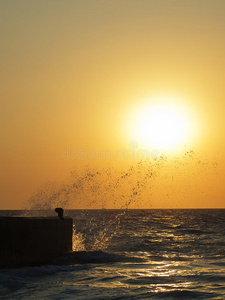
[55, 207, 64, 219]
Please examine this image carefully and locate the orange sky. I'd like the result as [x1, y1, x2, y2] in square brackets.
[0, 0, 225, 209]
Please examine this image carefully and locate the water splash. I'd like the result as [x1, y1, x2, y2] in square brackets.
[26, 151, 217, 211]
[72, 228, 86, 251]
[25, 151, 217, 250]
[26, 162, 156, 210]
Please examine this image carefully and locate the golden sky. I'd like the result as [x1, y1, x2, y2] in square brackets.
[1, 0, 225, 209]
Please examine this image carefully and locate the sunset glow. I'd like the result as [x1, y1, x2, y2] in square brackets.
[1, 2, 225, 298]
[128, 97, 196, 153]
[0, 1, 225, 209]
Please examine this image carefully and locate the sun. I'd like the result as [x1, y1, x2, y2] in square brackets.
[128, 96, 195, 153]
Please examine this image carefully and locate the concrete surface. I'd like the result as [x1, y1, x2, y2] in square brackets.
[0, 216, 73, 267]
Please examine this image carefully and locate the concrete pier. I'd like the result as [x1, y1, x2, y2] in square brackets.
[0, 216, 73, 267]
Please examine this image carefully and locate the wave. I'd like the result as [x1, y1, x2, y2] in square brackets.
[147, 290, 219, 299]
[53, 250, 146, 265]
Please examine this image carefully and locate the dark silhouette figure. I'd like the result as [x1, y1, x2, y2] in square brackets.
[55, 207, 64, 219]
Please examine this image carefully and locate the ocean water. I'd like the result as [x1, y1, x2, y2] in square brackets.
[0, 209, 225, 299]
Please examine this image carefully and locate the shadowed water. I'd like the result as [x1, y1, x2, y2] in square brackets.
[0, 209, 225, 299]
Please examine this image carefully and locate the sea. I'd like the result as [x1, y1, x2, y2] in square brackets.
[0, 209, 225, 299]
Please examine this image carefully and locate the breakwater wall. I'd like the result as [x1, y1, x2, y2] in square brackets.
[0, 216, 73, 267]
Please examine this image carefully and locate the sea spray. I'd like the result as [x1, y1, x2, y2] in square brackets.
[72, 229, 86, 251]
[25, 161, 156, 250]
[26, 161, 157, 210]
[71, 202, 134, 252]
[25, 152, 217, 249]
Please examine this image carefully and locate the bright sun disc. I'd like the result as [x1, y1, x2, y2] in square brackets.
[129, 97, 195, 152]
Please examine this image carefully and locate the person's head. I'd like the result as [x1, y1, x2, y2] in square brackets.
[55, 207, 63, 218]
